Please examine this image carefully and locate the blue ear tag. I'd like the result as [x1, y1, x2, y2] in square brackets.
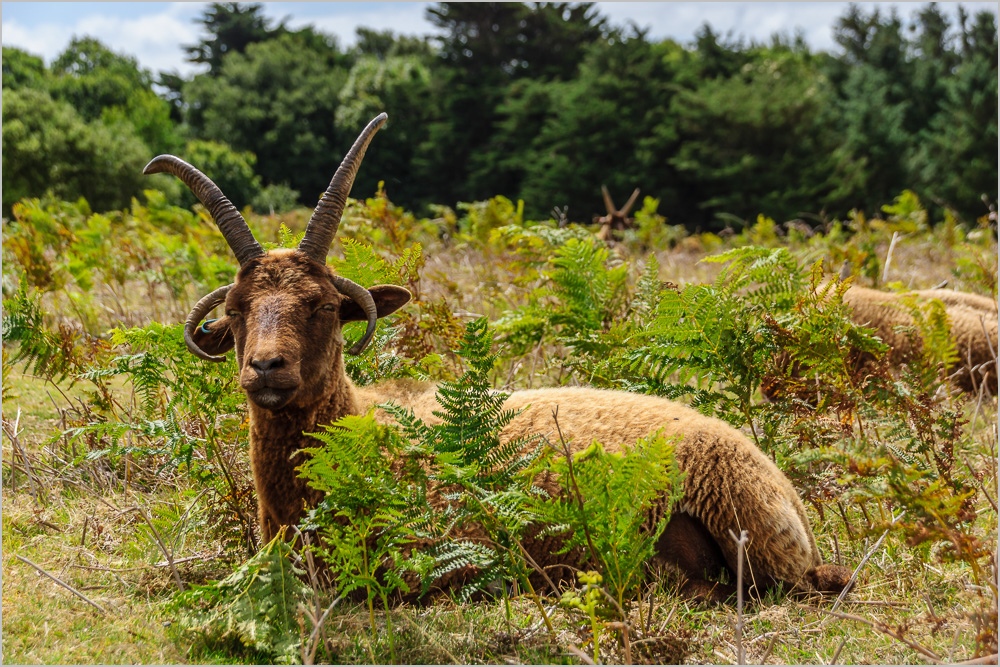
[200, 318, 218, 334]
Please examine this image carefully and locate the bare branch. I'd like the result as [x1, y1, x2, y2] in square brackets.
[16, 554, 108, 615]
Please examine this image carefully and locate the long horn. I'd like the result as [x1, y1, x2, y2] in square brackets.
[144, 155, 265, 266]
[184, 284, 233, 362]
[299, 113, 388, 263]
[601, 185, 615, 216]
[331, 275, 378, 355]
[620, 187, 641, 217]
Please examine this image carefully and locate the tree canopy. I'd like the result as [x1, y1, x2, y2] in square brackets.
[3, 2, 996, 226]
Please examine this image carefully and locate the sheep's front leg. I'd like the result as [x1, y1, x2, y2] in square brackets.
[258, 504, 281, 545]
[655, 512, 735, 604]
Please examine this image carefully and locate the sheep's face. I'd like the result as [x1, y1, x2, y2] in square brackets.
[192, 249, 410, 411]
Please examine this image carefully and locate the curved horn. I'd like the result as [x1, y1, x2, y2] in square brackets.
[144, 155, 265, 266]
[184, 284, 233, 362]
[299, 113, 388, 263]
[332, 275, 378, 355]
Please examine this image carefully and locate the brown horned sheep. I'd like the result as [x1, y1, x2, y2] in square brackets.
[147, 113, 850, 603]
[594, 185, 640, 243]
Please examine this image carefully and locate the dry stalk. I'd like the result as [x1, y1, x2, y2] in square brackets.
[604, 621, 633, 664]
[3, 409, 45, 504]
[759, 631, 780, 663]
[882, 231, 901, 284]
[824, 509, 906, 623]
[548, 407, 600, 567]
[301, 595, 344, 665]
[16, 554, 108, 615]
[831, 635, 848, 664]
[130, 505, 185, 591]
[954, 653, 999, 665]
[564, 643, 597, 665]
[728, 528, 749, 665]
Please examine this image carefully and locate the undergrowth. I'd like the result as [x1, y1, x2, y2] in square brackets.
[2, 188, 996, 664]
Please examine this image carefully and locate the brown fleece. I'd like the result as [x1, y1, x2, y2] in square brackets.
[357, 384, 849, 597]
[843, 285, 998, 393]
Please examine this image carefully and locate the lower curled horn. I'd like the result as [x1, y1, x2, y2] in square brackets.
[184, 284, 233, 362]
[331, 276, 377, 355]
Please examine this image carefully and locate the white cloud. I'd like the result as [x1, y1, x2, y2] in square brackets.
[2, 18, 76, 63]
[2, 3, 205, 75]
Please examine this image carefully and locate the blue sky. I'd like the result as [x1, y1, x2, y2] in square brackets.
[3, 2, 997, 77]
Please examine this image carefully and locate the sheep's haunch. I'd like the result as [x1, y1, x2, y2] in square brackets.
[359, 382, 851, 599]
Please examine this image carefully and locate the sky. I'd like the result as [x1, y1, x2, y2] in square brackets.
[2, 2, 998, 78]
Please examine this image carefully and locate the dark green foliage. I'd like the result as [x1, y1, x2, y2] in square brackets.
[516, 33, 678, 221]
[1, 38, 181, 212]
[48, 37, 182, 154]
[6, 3, 996, 226]
[335, 55, 434, 205]
[184, 2, 287, 76]
[1, 88, 149, 215]
[667, 50, 841, 224]
[175, 140, 261, 211]
[182, 30, 352, 206]
[2, 46, 48, 90]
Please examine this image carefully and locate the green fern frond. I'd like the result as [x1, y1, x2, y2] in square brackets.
[169, 534, 310, 664]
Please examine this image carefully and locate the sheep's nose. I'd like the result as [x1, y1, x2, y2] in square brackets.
[250, 356, 284, 373]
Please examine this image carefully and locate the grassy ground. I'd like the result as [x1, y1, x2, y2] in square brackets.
[3, 200, 997, 664]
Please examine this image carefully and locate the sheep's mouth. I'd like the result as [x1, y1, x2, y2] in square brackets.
[247, 386, 297, 411]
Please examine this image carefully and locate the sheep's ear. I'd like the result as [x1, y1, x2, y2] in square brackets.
[191, 317, 235, 356]
[340, 285, 411, 322]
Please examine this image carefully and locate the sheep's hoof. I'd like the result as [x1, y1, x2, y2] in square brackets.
[804, 564, 853, 593]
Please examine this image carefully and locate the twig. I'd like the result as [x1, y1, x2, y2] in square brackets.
[970, 375, 989, 438]
[979, 315, 998, 363]
[728, 528, 749, 665]
[169, 487, 211, 556]
[604, 622, 632, 665]
[515, 537, 560, 597]
[153, 552, 221, 568]
[882, 231, 900, 284]
[831, 635, 848, 664]
[826, 510, 905, 621]
[819, 608, 940, 663]
[3, 410, 44, 504]
[131, 505, 185, 591]
[954, 653, 998, 665]
[564, 643, 596, 665]
[759, 632, 779, 663]
[549, 408, 601, 568]
[16, 554, 108, 615]
[302, 595, 344, 665]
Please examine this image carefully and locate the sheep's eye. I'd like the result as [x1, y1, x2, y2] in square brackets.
[226, 309, 241, 318]
[308, 303, 337, 319]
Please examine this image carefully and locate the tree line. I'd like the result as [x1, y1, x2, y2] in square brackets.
[3, 2, 997, 229]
